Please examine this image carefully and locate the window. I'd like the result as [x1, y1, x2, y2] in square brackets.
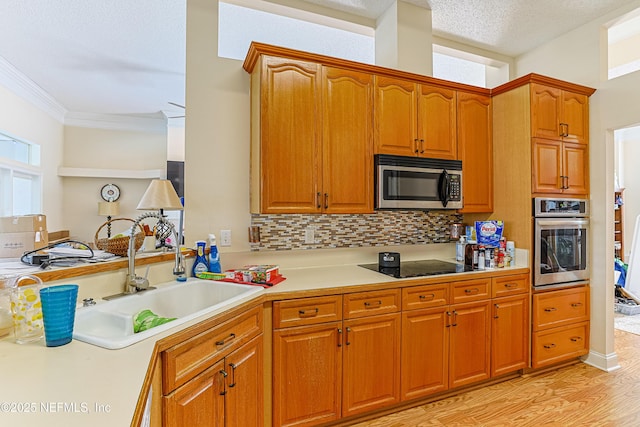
[607, 8, 640, 80]
[218, 1, 374, 63]
[0, 132, 42, 216]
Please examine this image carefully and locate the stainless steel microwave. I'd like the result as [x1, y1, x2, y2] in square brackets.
[375, 154, 463, 210]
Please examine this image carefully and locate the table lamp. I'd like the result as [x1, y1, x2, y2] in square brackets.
[136, 179, 183, 248]
[98, 201, 120, 238]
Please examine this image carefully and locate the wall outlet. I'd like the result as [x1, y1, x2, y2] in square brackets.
[304, 227, 315, 244]
[220, 229, 232, 246]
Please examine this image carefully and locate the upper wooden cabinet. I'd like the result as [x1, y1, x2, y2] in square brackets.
[457, 92, 493, 213]
[531, 83, 589, 144]
[532, 137, 589, 195]
[248, 55, 373, 214]
[374, 76, 457, 160]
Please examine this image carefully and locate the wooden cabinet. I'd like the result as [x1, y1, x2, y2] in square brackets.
[615, 189, 625, 261]
[532, 137, 588, 195]
[531, 83, 589, 144]
[457, 92, 493, 213]
[374, 76, 457, 160]
[162, 305, 263, 426]
[532, 286, 590, 368]
[249, 56, 373, 214]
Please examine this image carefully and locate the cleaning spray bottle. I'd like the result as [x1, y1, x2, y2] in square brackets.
[192, 240, 208, 277]
[208, 234, 222, 273]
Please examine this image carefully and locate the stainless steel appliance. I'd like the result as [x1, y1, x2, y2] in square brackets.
[533, 197, 589, 288]
[375, 154, 462, 210]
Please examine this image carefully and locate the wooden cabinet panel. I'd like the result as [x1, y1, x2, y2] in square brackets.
[532, 138, 563, 194]
[260, 56, 321, 213]
[401, 307, 449, 400]
[374, 76, 418, 156]
[531, 83, 562, 140]
[532, 321, 589, 368]
[491, 273, 529, 298]
[343, 313, 401, 417]
[163, 305, 262, 394]
[273, 295, 342, 328]
[492, 294, 529, 376]
[533, 286, 589, 331]
[322, 67, 373, 213]
[273, 322, 342, 427]
[562, 142, 589, 195]
[344, 289, 401, 319]
[457, 92, 493, 213]
[164, 360, 225, 427]
[417, 85, 457, 159]
[451, 278, 491, 304]
[449, 300, 491, 389]
[225, 336, 263, 427]
[560, 91, 589, 144]
[402, 283, 449, 311]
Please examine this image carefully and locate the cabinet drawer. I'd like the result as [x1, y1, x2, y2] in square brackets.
[451, 278, 491, 304]
[273, 295, 342, 328]
[162, 305, 262, 394]
[344, 289, 401, 319]
[402, 284, 448, 310]
[492, 274, 529, 298]
[533, 286, 589, 331]
[532, 321, 589, 368]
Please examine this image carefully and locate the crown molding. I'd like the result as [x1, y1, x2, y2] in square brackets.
[64, 111, 168, 133]
[0, 55, 67, 122]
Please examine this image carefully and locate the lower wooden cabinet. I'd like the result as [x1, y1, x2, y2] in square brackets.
[491, 294, 529, 376]
[164, 335, 263, 427]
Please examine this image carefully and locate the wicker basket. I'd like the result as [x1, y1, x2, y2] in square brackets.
[94, 218, 145, 257]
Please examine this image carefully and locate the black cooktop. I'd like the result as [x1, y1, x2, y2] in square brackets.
[358, 259, 470, 279]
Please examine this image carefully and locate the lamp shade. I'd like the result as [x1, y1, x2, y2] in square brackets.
[98, 201, 120, 216]
[137, 179, 183, 210]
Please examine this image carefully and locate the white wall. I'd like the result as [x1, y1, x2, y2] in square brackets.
[621, 135, 640, 259]
[0, 84, 65, 231]
[515, 0, 640, 371]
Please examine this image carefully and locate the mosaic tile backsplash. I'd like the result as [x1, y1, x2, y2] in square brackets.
[250, 211, 463, 251]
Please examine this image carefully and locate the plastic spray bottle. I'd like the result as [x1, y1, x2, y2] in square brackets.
[192, 241, 208, 277]
[208, 234, 221, 273]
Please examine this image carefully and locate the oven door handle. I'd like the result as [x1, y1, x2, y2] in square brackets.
[438, 169, 451, 207]
[535, 219, 589, 227]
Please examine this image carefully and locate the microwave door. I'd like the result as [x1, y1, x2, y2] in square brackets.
[438, 169, 450, 207]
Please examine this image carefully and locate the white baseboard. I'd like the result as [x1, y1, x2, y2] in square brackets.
[582, 349, 620, 372]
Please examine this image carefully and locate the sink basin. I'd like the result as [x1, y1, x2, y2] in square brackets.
[73, 278, 262, 349]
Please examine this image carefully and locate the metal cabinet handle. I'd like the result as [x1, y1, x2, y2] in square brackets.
[364, 300, 383, 308]
[337, 328, 342, 347]
[494, 303, 500, 319]
[559, 122, 569, 137]
[215, 333, 236, 346]
[571, 302, 583, 308]
[219, 369, 228, 395]
[299, 308, 319, 317]
[543, 343, 557, 349]
[414, 138, 419, 154]
[420, 139, 425, 154]
[544, 307, 557, 312]
[316, 192, 321, 209]
[464, 288, 479, 294]
[452, 310, 458, 327]
[324, 193, 328, 209]
[345, 326, 352, 345]
[570, 336, 583, 342]
[419, 293, 435, 300]
[504, 283, 518, 288]
[228, 363, 237, 388]
[446, 311, 452, 327]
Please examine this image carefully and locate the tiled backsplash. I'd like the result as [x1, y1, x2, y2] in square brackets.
[250, 211, 463, 251]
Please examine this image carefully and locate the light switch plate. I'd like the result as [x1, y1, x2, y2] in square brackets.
[220, 229, 232, 246]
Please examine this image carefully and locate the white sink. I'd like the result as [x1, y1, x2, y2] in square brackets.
[73, 278, 262, 349]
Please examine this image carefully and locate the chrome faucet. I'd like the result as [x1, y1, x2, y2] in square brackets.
[124, 212, 185, 294]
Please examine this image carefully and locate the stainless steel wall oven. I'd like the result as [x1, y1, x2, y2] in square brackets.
[533, 198, 589, 288]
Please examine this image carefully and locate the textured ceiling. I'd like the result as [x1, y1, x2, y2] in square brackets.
[0, 0, 636, 119]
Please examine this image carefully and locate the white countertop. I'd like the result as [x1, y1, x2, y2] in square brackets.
[0, 246, 528, 426]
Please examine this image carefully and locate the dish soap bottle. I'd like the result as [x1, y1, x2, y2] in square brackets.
[192, 240, 208, 277]
[208, 234, 222, 273]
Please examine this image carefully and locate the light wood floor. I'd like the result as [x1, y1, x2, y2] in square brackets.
[354, 329, 640, 426]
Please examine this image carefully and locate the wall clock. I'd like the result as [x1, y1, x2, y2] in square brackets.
[100, 183, 121, 202]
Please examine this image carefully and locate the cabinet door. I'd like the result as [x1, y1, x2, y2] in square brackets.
[225, 335, 263, 427]
[531, 83, 563, 140]
[532, 138, 562, 194]
[164, 360, 225, 427]
[561, 91, 589, 144]
[449, 301, 491, 388]
[401, 307, 449, 400]
[273, 322, 342, 427]
[322, 67, 373, 213]
[491, 295, 529, 376]
[562, 142, 589, 195]
[261, 56, 322, 213]
[417, 85, 457, 159]
[457, 92, 493, 213]
[343, 313, 401, 417]
[374, 76, 418, 156]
